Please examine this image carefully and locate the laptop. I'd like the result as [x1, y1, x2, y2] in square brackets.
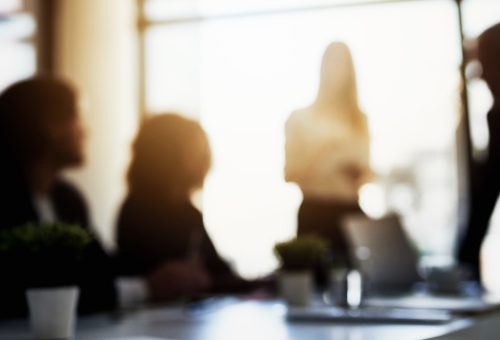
[341, 214, 422, 293]
[340, 214, 500, 315]
[284, 214, 500, 323]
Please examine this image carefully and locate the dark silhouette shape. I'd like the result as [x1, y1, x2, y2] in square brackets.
[0, 76, 116, 318]
[459, 23, 500, 281]
[117, 114, 247, 296]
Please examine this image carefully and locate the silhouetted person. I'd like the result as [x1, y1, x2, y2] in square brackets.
[0, 76, 116, 317]
[285, 42, 371, 267]
[117, 114, 248, 297]
[459, 23, 500, 281]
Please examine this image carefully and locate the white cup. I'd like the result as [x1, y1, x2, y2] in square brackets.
[26, 286, 79, 339]
[278, 271, 313, 307]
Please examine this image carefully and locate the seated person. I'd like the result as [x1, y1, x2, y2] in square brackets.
[117, 114, 249, 296]
[0, 76, 116, 317]
[0, 77, 200, 317]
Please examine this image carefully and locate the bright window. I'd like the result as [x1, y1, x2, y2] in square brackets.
[0, 3, 36, 92]
[143, 0, 463, 278]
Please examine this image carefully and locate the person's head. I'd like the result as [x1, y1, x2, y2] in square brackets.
[316, 42, 365, 130]
[318, 42, 358, 103]
[478, 23, 500, 101]
[0, 76, 85, 169]
[128, 113, 211, 200]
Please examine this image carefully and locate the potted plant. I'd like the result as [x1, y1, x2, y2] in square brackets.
[274, 234, 329, 307]
[0, 223, 92, 339]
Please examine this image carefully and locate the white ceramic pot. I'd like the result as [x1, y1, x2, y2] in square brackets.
[26, 286, 79, 339]
[278, 271, 313, 307]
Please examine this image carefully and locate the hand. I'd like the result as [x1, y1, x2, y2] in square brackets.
[146, 259, 212, 301]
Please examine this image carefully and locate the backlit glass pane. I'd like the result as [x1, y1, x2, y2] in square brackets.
[145, 0, 461, 278]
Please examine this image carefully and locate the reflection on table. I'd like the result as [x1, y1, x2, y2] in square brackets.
[0, 297, 475, 340]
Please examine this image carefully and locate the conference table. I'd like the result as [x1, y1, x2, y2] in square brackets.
[0, 296, 498, 340]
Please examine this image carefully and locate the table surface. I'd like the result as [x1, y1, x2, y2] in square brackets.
[0, 297, 492, 340]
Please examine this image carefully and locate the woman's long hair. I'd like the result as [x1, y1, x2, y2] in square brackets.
[0, 76, 78, 164]
[0, 76, 78, 218]
[314, 42, 367, 134]
[127, 113, 211, 200]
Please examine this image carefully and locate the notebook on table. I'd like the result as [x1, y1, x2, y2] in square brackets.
[287, 305, 453, 324]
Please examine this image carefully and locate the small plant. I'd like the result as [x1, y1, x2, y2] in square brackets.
[0, 223, 92, 257]
[274, 234, 330, 271]
[0, 223, 93, 287]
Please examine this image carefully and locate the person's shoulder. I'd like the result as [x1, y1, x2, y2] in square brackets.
[116, 193, 149, 228]
[176, 201, 203, 222]
[51, 178, 90, 227]
[287, 107, 308, 121]
[53, 179, 86, 206]
[286, 107, 311, 131]
[488, 106, 500, 123]
[354, 112, 370, 140]
[118, 194, 202, 227]
[118, 193, 139, 212]
[116, 193, 144, 249]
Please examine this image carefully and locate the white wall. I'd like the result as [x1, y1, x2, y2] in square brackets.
[54, 0, 139, 248]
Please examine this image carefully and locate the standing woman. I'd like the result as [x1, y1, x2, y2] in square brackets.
[285, 42, 371, 266]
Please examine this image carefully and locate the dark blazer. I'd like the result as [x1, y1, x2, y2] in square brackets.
[1, 179, 89, 231]
[459, 105, 500, 279]
[116, 192, 232, 278]
[0, 177, 117, 318]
